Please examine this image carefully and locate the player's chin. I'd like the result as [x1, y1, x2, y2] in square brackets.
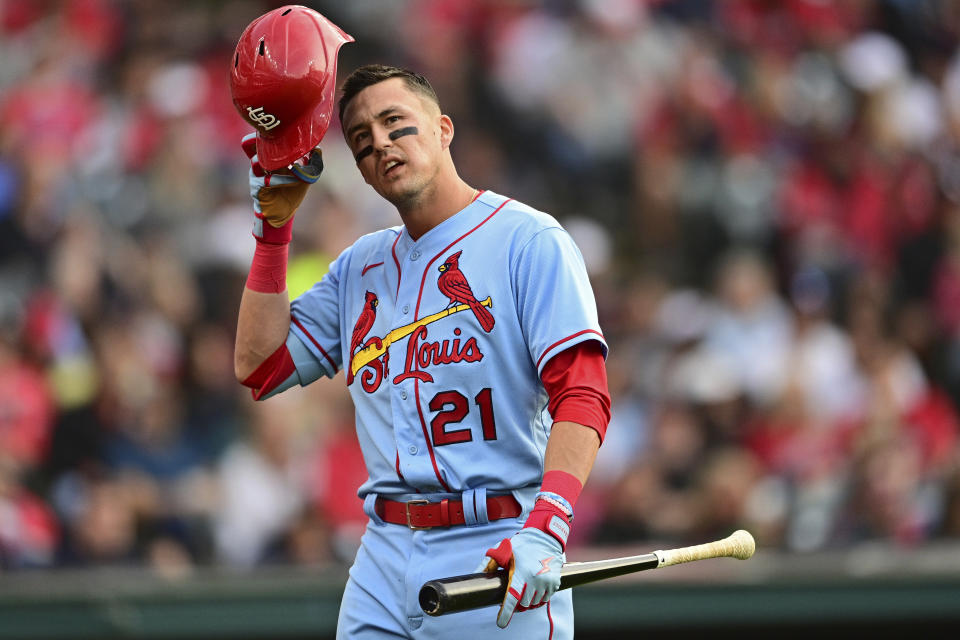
[378, 176, 421, 204]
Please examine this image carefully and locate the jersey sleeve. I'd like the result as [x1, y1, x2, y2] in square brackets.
[513, 226, 607, 376]
[287, 247, 350, 381]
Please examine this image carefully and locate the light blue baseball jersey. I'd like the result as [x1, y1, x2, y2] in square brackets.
[272, 190, 604, 638]
[284, 190, 606, 497]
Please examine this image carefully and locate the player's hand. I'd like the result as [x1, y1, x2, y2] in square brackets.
[475, 528, 565, 628]
[241, 132, 324, 243]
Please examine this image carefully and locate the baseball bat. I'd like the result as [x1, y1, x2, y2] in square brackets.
[419, 529, 755, 616]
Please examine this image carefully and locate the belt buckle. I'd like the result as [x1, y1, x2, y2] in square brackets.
[406, 499, 431, 530]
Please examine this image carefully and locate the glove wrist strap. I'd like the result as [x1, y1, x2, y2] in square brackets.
[523, 470, 583, 550]
[523, 502, 570, 550]
[254, 213, 294, 245]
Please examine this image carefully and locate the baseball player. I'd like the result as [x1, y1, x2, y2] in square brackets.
[230, 7, 610, 639]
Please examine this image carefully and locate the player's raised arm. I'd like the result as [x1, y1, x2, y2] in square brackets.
[228, 8, 352, 388]
[233, 134, 323, 382]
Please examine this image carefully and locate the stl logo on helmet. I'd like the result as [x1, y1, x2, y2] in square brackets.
[246, 106, 281, 131]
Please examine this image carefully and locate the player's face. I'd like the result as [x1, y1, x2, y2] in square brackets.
[342, 78, 449, 205]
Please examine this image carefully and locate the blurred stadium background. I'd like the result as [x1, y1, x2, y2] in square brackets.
[2, 0, 960, 637]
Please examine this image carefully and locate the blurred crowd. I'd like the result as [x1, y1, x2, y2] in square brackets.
[2, 0, 960, 575]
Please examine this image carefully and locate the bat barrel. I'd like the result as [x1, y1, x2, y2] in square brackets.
[418, 553, 661, 617]
[419, 572, 507, 616]
[419, 531, 755, 616]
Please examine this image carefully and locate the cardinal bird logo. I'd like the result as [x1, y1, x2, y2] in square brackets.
[437, 251, 494, 333]
[348, 291, 378, 384]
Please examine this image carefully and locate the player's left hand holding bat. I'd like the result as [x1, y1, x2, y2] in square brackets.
[476, 496, 571, 628]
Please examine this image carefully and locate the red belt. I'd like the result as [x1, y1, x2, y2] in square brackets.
[375, 495, 522, 529]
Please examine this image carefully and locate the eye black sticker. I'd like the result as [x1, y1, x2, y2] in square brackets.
[389, 126, 418, 141]
[354, 127, 419, 162]
[355, 145, 373, 162]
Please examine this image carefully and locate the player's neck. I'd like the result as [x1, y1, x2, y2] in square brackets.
[396, 171, 476, 241]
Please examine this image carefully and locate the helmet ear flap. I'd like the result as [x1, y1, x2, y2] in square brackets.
[230, 6, 354, 172]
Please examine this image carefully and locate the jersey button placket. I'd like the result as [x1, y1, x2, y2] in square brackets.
[392, 242, 436, 487]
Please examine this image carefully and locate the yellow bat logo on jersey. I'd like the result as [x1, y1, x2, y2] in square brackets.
[351, 297, 491, 377]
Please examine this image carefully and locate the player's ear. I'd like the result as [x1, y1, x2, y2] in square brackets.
[439, 114, 454, 150]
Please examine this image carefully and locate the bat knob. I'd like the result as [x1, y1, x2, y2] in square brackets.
[729, 529, 756, 560]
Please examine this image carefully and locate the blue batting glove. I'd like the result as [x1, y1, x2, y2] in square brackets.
[475, 528, 565, 628]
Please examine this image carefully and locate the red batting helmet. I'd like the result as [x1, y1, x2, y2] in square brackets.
[230, 5, 353, 171]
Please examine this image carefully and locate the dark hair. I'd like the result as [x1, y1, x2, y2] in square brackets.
[338, 64, 440, 122]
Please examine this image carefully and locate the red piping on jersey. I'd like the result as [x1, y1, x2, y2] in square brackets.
[291, 315, 338, 373]
[391, 232, 403, 297]
[395, 451, 404, 481]
[536, 329, 605, 370]
[547, 600, 554, 639]
[414, 378, 451, 491]
[361, 261, 384, 276]
[410, 197, 512, 492]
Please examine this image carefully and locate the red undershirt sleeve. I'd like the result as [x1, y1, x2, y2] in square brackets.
[540, 340, 611, 443]
[241, 342, 298, 401]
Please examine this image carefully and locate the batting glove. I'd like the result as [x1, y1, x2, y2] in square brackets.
[241, 132, 324, 244]
[476, 528, 565, 628]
